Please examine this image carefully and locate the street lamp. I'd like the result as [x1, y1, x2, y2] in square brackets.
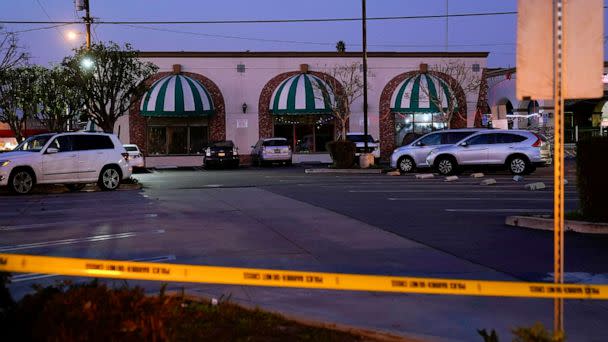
[80, 57, 94, 69]
[66, 30, 79, 41]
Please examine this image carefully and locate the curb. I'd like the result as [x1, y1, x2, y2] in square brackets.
[505, 215, 608, 234]
[305, 168, 383, 174]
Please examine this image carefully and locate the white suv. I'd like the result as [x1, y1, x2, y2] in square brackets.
[0, 132, 132, 194]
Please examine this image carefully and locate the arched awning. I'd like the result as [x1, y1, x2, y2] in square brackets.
[140, 74, 214, 117]
[269, 73, 335, 115]
[390, 73, 455, 113]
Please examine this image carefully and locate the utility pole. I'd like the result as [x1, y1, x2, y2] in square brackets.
[74, 0, 92, 49]
[362, 0, 369, 154]
[445, 0, 449, 51]
[84, 0, 91, 49]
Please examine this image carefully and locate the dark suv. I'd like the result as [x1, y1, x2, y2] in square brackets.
[203, 141, 239, 169]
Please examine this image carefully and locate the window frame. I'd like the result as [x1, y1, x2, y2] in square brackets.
[146, 123, 209, 156]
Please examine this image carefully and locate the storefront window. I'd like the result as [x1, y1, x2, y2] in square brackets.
[295, 125, 314, 153]
[395, 112, 446, 147]
[168, 127, 188, 154]
[189, 126, 208, 154]
[274, 124, 294, 150]
[148, 127, 167, 155]
[314, 124, 333, 152]
[147, 120, 208, 156]
[273, 115, 334, 153]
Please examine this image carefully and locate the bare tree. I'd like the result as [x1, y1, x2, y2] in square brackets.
[0, 27, 28, 73]
[63, 42, 158, 132]
[313, 63, 363, 140]
[416, 61, 482, 128]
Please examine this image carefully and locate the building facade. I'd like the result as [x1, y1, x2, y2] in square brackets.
[486, 63, 608, 143]
[119, 51, 489, 167]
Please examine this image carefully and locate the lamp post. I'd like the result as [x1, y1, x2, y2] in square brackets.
[362, 0, 369, 154]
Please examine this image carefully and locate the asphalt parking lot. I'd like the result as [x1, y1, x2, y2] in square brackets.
[2, 164, 608, 340]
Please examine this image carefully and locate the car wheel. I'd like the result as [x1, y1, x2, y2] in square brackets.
[397, 156, 416, 173]
[285, 160, 292, 167]
[436, 156, 457, 176]
[66, 183, 86, 192]
[9, 169, 35, 195]
[98, 166, 121, 191]
[507, 156, 529, 175]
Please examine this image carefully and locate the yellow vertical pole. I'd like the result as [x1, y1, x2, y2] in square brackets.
[553, 0, 565, 334]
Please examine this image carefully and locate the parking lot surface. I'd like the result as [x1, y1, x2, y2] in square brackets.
[2, 164, 607, 341]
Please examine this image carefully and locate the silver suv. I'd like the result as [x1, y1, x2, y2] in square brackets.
[251, 138, 292, 166]
[426, 130, 552, 175]
[390, 129, 481, 173]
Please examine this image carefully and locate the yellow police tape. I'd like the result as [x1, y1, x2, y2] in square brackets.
[1, 253, 607, 300]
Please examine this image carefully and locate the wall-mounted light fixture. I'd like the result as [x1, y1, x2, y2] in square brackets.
[242, 103, 248, 113]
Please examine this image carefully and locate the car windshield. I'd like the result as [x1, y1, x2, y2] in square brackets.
[263, 139, 288, 147]
[347, 134, 374, 143]
[14, 135, 54, 152]
[211, 141, 234, 148]
[124, 146, 138, 152]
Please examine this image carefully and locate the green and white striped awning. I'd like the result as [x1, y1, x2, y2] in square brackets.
[270, 73, 335, 115]
[390, 73, 455, 113]
[140, 74, 214, 117]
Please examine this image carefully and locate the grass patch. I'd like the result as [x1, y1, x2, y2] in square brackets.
[1, 277, 374, 341]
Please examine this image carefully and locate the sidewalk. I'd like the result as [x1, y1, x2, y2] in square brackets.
[135, 186, 605, 342]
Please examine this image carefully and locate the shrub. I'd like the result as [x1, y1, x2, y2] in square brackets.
[326, 140, 356, 169]
[576, 137, 608, 222]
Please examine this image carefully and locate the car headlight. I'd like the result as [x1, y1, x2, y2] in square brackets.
[0, 160, 10, 167]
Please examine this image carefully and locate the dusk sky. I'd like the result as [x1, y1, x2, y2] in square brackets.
[1, 0, 606, 67]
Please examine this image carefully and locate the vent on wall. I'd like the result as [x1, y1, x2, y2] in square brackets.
[472, 64, 481, 72]
[237, 64, 246, 73]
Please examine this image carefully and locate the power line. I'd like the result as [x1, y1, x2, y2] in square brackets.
[120, 24, 515, 48]
[34, 0, 66, 41]
[7, 23, 72, 34]
[0, 10, 520, 25]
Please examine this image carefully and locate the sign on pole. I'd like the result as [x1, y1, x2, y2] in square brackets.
[517, 0, 604, 100]
[517, 0, 604, 334]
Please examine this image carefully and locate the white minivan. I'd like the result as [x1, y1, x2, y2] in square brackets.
[0, 132, 132, 194]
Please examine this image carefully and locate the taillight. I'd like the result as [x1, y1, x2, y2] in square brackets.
[531, 134, 542, 147]
[121, 152, 129, 160]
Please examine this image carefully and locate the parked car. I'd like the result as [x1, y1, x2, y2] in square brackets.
[390, 129, 481, 173]
[123, 144, 145, 169]
[203, 140, 240, 169]
[426, 130, 552, 176]
[345, 133, 380, 161]
[251, 138, 292, 166]
[0, 132, 131, 194]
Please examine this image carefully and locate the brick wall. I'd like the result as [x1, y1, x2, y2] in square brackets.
[129, 71, 226, 155]
[378, 71, 468, 159]
[257, 70, 346, 139]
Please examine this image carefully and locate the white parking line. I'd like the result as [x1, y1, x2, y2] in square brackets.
[445, 209, 552, 213]
[0, 229, 165, 252]
[0, 215, 161, 231]
[11, 254, 176, 283]
[389, 197, 577, 201]
[350, 189, 578, 194]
